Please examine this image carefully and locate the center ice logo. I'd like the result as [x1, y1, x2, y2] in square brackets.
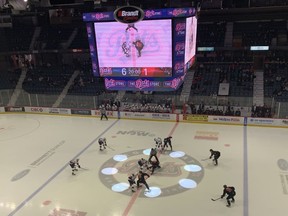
[99, 149, 204, 197]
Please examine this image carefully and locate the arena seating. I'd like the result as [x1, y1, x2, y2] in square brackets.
[196, 22, 226, 47]
[22, 65, 74, 94]
[250, 0, 288, 7]
[36, 25, 74, 50]
[0, 27, 34, 52]
[0, 69, 21, 90]
[233, 21, 286, 46]
[69, 25, 89, 49]
[264, 51, 288, 101]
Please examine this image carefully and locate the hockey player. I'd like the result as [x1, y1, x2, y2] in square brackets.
[209, 149, 221, 166]
[148, 148, 159, 164]
[138, 158, 148, 171]
[154, 137, 163, 150]
[98, 138, 107, 151]
[148, 160, 161, 175]
[128, 173, 137, 192]
[137, 171, 150, 192]
[100, 106, 108, 120]
[75, 158, 81, 168]
[133, 39, 144, 57]
[125, 23, 138, 32]
[163, 136, 173, 151]
[221, 185, 236, 207]
[69, 160, 78, 175]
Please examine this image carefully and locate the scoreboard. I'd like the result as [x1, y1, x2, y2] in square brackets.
[94, 19, 172, 77]
[83, 7, 197, 91]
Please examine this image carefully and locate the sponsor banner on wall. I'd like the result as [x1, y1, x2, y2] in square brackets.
[71, 109, 91, 116]
[25, 107, 45, 113]
[59, 108, 71, 115]
[92, 110, 118, 118]
[24, 107, 71, 115]
[184, 114, 208, 122]
[0, 107, 5, 112]
[150, 113, 176, 121]
[49, 108, 60, 114]
[5, 107, 25, 112]
[120, 112, 176, 121]
[121, 111, 147, 119]
[208, 116, 244, 125]
[247, 118, 288, 127]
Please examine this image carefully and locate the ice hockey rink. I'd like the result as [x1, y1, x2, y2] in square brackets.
[0, 113, 288, 216]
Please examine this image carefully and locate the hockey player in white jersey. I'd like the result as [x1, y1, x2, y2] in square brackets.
[69, 160, 78, 175]
[154, 137, 163, 150]
[98, 137, 107, 151]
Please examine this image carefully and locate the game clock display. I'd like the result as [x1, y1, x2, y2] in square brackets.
[100, 67, 172, 77]
[94, 20, 172, 77]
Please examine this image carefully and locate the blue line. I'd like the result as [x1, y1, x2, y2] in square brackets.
[8, 119, 119, 216]
[243, 124, 249, 216]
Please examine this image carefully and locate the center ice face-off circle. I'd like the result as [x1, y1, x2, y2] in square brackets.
[99, 149, 204, 197]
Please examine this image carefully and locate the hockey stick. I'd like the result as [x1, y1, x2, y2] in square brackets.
[201, 158, 210, 161]
[106, 145, 115, 151]
[211, 197, 221, 201]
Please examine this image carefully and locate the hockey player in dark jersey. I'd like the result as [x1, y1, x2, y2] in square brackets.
[133, 39, 144, 57]
[163, 136, 173, 151]
[221, 185, 236, 207]
[148, 148, 159, 164]
[148, 160, 161, 175]
[125, 23, 138, 32]
[209, 149, 221, 165]
[137, 171, 150, 191]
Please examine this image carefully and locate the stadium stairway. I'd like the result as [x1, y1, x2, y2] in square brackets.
[180, 70, 195, 102]
[114, 90, 126, 102]
[253, 70, 264, 106]
[29, 27, 41, 51]
[7, 68, 27, 106]
[62, 27, 78, 49]
[52, 70, 80, 108]
[224, 22, 233, 47]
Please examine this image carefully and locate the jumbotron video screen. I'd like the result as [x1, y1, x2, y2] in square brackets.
[185, 16, 197, 65]
[94, 20, 172, 77]
[83, 7, 197, 91]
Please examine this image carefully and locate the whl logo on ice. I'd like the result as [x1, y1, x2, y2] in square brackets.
[116, 130, 155, 137]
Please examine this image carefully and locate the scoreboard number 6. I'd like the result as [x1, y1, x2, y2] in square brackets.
[121, 68, 127, 76]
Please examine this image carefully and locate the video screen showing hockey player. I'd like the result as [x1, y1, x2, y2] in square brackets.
[94, 19, 172, 77]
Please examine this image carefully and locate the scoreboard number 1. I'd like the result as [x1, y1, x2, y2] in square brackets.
[143, 68, 147, 76]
